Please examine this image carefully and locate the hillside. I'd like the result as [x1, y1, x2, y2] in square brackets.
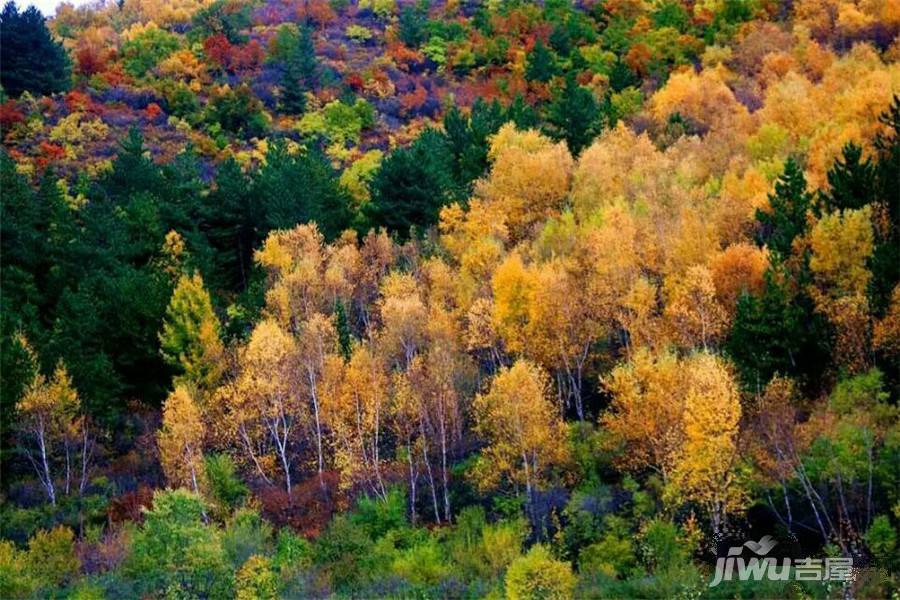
[1, 0, 899, 597]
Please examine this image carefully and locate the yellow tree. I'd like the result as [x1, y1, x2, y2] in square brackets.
[158, 386, 206, 496]
[663, 265, 729, 351]
[295, 313, 338, 488]
[491, 252, 536, 357]
[229, 319, 302, 500]
[667, 353, 745, 536]
[321, 343, 391, 499]
[600, 348, 685, 481]
[17, 355, 90, 506]
[808, 206, 875, 372]
[472, 360, 568, 505]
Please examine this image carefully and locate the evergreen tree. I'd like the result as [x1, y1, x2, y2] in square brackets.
[726, 269, 832, 393]
[442, 98, 506, 192]
[525, 40, 558, 83]
[334, 299, 352, 361]
[870, 95, 900, 316]
[364, 128, 455, 239]
[0, 2, 71, 98]
[254, 141, 352, 240]
[398, 3, 427, 48]
[821, 142, 877, 212]
[545, 73, 602, 156]
[755, 157, 814, 259]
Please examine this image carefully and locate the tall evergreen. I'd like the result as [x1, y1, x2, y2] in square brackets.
[755, 157, 814, 259]
[525, 39, 558, 83]
[546, 73, 602, 156]
[0, 2, 71, 97]
[821, 142, 877, 212]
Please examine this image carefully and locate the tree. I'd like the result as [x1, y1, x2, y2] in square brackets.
[525, 39, 558, 83]
[159, 272, 224, 391]
[17, 354, 91, 506]
[236, 555, 278, 600]
[726, 268, 831, 392]
[545, 73, 602, 156]
[228, 319, 301, 500]
[158, 386, 207, 496]
[365, 129, 456, 239]
[0, 2, 71, 97]
[125, 489, 231, 597]
[821, 142, 877, 213]
[472, 360, 568, 506]
[254, 141, 352, 240]
[755, 157, 814, 259]
[277, 25, 317, 115]
[666, 353, 744, 536]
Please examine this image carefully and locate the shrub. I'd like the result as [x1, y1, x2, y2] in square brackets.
[236, 555, 278, 600]
[505, 544, 576, 600]
[222, 508, 273, 568]
[205, 453, 249, 514]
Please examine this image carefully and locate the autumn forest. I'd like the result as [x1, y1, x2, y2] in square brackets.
[0, 0, 899, 597]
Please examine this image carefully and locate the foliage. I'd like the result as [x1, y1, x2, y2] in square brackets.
[0, 2, 71, 98]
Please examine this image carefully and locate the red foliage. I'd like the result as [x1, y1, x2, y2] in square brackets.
[65, 90, 91, 112]
[204, 34, 234, 69]
[346, 72, 365, 91]
[145, 102, 163, 119]
[257, 471, 339, 537]
[297, 0, 336, 28]
[76, 43, 108, 76]
[107, 485, 155, 525]
[101, 63, 128, 87]
[230, 39, 265, 71]
[0, 100, 25, 130]
[387, 43, 424, 71]
[399, 83, 427, 114]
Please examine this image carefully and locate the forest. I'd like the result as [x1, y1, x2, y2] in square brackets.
[0, 0, 899, 597]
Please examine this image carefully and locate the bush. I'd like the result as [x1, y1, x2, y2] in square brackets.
[351, 488, 407, 539]
[222, 508, 273, 568]
[505, 544, 576, 600]
[120, 24, 180, 78]
[25, 526, 80, 590]
[272, 528, 312, 578]
[236, 555, 278, 600]
[205, 453, 249, 514]
[391, 537, 451, 587]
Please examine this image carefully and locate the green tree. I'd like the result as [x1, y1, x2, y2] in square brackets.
[0, 2, 71, 97]
[546, 73, 602, 156]
[254, 140, 352, 240]
[126, 489, 232, 597]
[525, 40, 558, 83]
[755, 157, 814, 259]
[159, 272, 224, 390]
[822, 142, 877, 212]
[726, 269, 831, 391]
[365, 128, 455, 239]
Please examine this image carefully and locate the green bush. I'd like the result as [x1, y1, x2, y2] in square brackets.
[205, 453, 249, 514]
[222, 508, 273, 568]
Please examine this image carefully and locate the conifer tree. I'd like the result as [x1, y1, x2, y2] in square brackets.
[755, 157, 814, 259]
[0, 2, 71, 98]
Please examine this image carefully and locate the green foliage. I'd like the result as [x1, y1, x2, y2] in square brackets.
[578, 515, 640, 579]
[365, 128, 456, 238]
[222, 508, 273, 568]
[865, 515, 898, 569]
[525, 39, 558, 83]
[351, 488, 408, 539]
[191, 0, 251, 43]
[0, 2, 71, 98]
[120, 25, 180, 78]
[272, 529, 312, 578]
[398, 4, 428, 48]
[505, 544, 576, 600]
[159, 272, 223, 388]
[313, 515, 375, 589]
[755, 157, 815, 259]
[545, 73, 602, 155]
[726, 269, 831, 391]
[442, 98, 507, 192]
[391, 536, 451, 586]
[205, 453, 249, 514]
[25, 526, 80, 591]
[254, 140, 352, 239]
[206, 84, 269, 137]
[125, 489, 232, 598]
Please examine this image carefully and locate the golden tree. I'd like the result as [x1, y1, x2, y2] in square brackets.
[158, 386, 206, 496]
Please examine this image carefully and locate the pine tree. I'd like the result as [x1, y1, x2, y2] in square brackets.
[546, 73, 602, 156]
[822, 142, 876, 212]
[525, 39, 558, 83]
[755, 157, 814, 259]
[334, 299, 353, 361]
[0, 2, 71, 98]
